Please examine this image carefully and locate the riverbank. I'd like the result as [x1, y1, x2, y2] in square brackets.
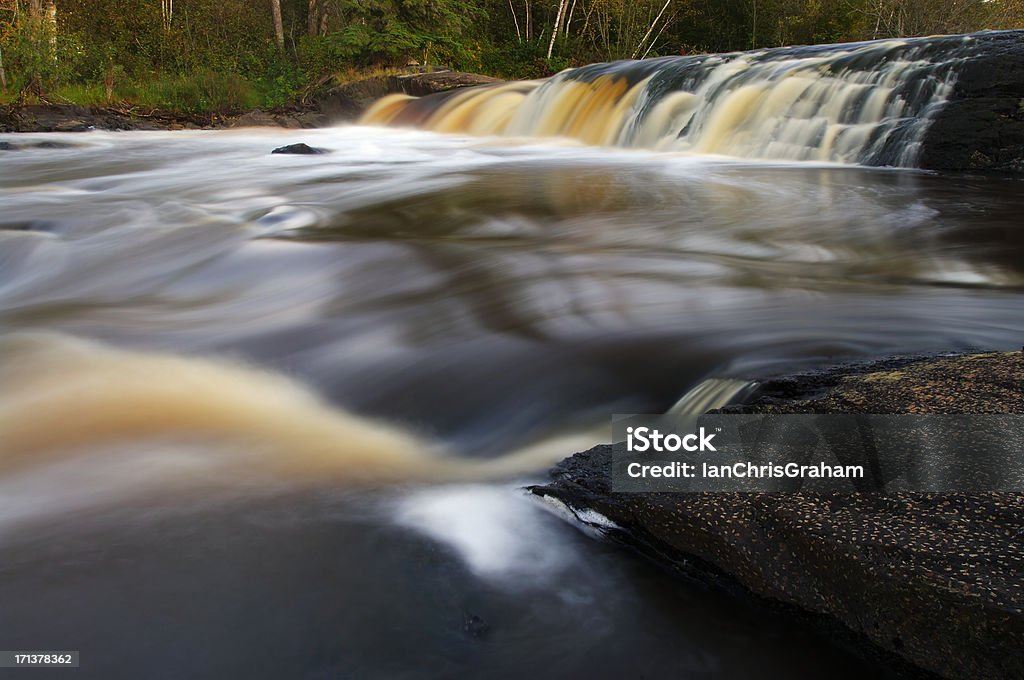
[532, 352, 1024, 680]
[0, 71, 500, 134]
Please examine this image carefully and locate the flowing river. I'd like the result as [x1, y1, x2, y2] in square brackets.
[2, 72, 1024, 678]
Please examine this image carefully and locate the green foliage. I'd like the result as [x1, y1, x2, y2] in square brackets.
[114, 72, 260, 113]
[0, 18, 86, 92]
[1, 0, 1022, 112]
[478, 39, 573, 79]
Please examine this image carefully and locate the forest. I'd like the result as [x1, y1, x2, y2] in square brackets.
[1, 0, 1023, 112]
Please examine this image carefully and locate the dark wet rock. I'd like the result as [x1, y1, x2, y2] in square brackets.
[314, 70, 501, 122]
[919, 32, 1024, 172]
[725, 351, 1024, 416]
[1, 104, 178, 133]
[271, 143, 327, 155]
[0, 103, 325, 133]
[32, 140, 77, 150]
[532, 351, 1024, 680]
[231, 109, 308, 129]
[389, 70, 501, 97]
[0, 139, 78, 151]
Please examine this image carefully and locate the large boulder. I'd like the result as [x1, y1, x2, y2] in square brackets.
[918, 32, 1024, 172]
[532, 352, 1024, 680]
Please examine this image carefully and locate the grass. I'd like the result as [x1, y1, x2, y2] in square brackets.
[0, 63, 502, 114]
[1, 71, 281, 113]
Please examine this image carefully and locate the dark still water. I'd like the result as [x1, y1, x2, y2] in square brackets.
[1, 126, 1022, 678]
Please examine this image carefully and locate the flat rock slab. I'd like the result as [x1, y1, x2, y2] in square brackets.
[0, 104, 326, 133]
[532, 352, 1024, 680]
[315, 71, 502, 121]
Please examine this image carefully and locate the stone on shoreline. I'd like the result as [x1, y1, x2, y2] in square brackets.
[532, 352, 1024, 680]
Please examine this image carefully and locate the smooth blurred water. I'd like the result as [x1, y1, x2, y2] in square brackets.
[1, 126, 1022, 678]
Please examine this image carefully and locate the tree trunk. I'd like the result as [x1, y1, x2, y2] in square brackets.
[546, 0, 568, 58]
[307, 0, 319, 37]
[632, 0, 671, 59]
[270, 0, 284, 50]
[45, 0, 56, 57]
[508, 0, 522, 44]
[564, 0, 578, 39]
[160, 0, 174, 31]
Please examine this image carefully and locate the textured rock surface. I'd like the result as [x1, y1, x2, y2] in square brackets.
[532, 352, 1024, 680]
[0, 103, 326, 133]
[919, 32, 1024, 172]
[314, 70, 501, 122]
[271, 142, 328, 155]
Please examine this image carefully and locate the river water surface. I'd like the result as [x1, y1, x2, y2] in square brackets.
[1, 126, 1023, 678]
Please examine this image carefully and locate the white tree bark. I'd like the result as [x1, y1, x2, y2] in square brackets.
[563, 0, 578, 39]
[632, 0, 672, 59]
[546, 0, 568, 58]
[160, 0, 174, 31]
[45, 0, 56, 60]
[508, 0, 522, 44]
[270, 0, 285, 50]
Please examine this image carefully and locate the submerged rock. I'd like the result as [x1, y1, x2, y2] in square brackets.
[462, 613, 490, 639]
[532, 352, 1024, 680]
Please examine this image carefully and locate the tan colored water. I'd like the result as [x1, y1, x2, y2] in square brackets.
[363, 34, 974, 165]
[0, 332, 605, 484]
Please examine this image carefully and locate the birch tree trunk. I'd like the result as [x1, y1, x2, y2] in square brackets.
[160, 0, 174, 31]
[45, 0, 55, 58]
[632, 0, 671, 59]
[270, 0, 284, 50]
[546, 0, 568, 58]
[508, 0, 522, 44]
[563, 0, 578, 39]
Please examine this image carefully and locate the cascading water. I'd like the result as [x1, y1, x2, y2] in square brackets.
[665, 378, 759, 417]
[362, 32, 988, 165]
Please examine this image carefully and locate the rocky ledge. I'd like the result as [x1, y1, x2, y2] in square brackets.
[0, 103, 327, 133]
[918, 31, 1024, 172]
[531, 352, 1024, 680]
[313, 70, 500, 121]
[0, 70, 498, 134]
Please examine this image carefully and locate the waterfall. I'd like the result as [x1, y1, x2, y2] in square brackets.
[361, 32, 991, 166]
[665, 378, 759, 417]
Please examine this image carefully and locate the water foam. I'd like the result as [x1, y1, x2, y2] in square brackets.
[393, 485, 580, 588]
